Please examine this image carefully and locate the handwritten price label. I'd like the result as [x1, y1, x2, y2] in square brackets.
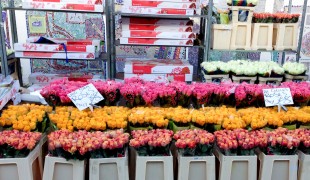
[67, 84, 104, 111]
[263, 88, 294, 107]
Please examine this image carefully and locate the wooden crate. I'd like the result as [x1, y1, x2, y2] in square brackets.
[231, 6, 255, 24]
[212, 24, 232, 50]
[284, 74, 308, 82]
[252, 23, 273, 50]
[202, 71, 230, 83]
[232, 75, 257, 84]
[230, 22, 252, 50]
[258, 76, 283, 86]
[273, 23, 298, 51]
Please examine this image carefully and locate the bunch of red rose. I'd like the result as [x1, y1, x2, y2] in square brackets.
[48, 130, 129, 160]
[0, 130, 42, 158]
[266, 128, 300, 155]
[215, 129, 267, 155]
[130, 129, 173, 156]
[174, 129, 215, 156]
[295, 129, 310, 154]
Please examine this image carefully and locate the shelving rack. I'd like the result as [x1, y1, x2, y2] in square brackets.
[0, 0, 111, 84]
[204, 0, 308, 65]
[108, 0, 209, 79]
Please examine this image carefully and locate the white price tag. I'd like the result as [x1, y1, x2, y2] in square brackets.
[263, 88, 294, 107]
[67, 84, 104, 111]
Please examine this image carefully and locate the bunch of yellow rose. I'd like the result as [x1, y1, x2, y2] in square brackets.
[50, 106, 130, 131]
[237, 108, 268, 129]
[166, 107, 192, 125]
[103, 106, 130, 129]
[128, 107, 169, 128]
[0, 104, 52, 132]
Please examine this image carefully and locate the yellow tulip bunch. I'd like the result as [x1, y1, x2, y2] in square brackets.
[0, 104, 52, 132]
[128, 107, 169, 128]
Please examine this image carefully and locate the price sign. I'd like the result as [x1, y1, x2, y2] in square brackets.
[263, 88, 294, 107]
[67, 84, 104, 111]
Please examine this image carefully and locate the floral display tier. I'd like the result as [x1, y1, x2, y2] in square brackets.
[258, 152, 298, 180]
[89, 150, 129, 180]
[42, 156, 86, 180]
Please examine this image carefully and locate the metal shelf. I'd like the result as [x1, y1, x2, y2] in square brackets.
[3, 6, 105, 14]
[116, 12, 207, 19]
[13, 52, 107, 61]
[115, 40, 205, 48]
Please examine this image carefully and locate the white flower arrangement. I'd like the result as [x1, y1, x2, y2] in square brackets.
[283, 62, 307, 75]
[201, 60, 285, 77]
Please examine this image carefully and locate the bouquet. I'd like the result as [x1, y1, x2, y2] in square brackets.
[49, 106, 129, 131]
[174, 129, 215, 156]
[130, 129, 173, 156]
[283, 62, 307, 76]
[170, 81, 194, 108]
[273, 13, 300, 23]
[0, 130, 42, 158]
[265, 128, 300, 155]
[215, 129, 266, 156]
[192, 83, 216, 108]
[0, 104, 52, 132]
[227, 0, 258, 7]
[92, 80, 122, 106]
[253, 13, 274, 23]
[296, 129, 310, 154]
[281, 82, 310, 106]
[235, 83, 270, 108]
[128, 107, 169, 129]
[200, 61, 230, 75]
[48, 130, 129, 160]
[212, 82, 237, 106]
[166, 107, 192, 131]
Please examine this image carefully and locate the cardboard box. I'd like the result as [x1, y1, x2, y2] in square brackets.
[120, 38, 194, 46]
[15, 51, 96, 59]
[26, 37, 102, 46]
[122, 17, 193, 26]
[122, 24, 193, 32]
[124, 59, 193, 74]
[14, 43, 96, 53]
[29, 73, 102, 84]
[22, 2, 104, 12]
[123, 1, 198, 9]
[125, 73, 193, 82]
[121, 6, 196, 15]
[122, 31, 195, 39]
[23, 0, 104, 5]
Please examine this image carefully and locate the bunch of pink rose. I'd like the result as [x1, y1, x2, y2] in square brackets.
[212, 82, 238, 106]
[0, 130, 42, 158]
[192, 83, 216, 108]
[130, 129, 173, 156]
[174, 129, 215, 156]
[48, 130, 129, 160]
[214, 129, 267, 155]
[40, 79, 88, 105]
[169, 81, 194, 107]
[281, 82, 310, 106]
[235, 83, 271, 108]
[92, 80, 122, 106]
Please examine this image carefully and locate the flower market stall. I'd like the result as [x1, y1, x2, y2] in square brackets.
[0, 0, 310, 179]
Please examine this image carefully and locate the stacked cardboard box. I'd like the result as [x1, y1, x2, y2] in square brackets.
[124, 59, 193, 82]
[14, 37, 104, 60]
[22, 0, 104, 12]
[120, 0, 199, 46]
[121, 17, 195, 46]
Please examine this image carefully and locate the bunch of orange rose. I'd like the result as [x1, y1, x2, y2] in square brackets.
[0, 104, 52, 132]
